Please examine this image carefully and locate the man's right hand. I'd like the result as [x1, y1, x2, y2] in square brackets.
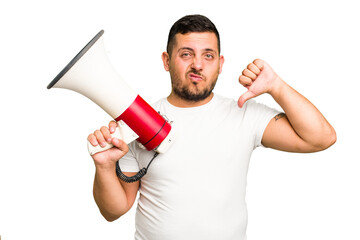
[90, 121, 138, 222]
[87, 121, 129, 169]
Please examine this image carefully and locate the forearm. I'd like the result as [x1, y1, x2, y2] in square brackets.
[270, 78, 336, 149]
[93, 165, 129, 221]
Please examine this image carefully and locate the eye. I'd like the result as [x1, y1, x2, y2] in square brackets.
[181, 52, 191, 58]
[205, 53, 214, 59]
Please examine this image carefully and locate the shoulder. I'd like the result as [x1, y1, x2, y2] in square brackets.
[242, 99, 280, 116]
[212, 93, 239, 110]
[212, 93, 265, 110]
[213, 93, 280, 122]
[149, 97, 170, 114]
[212, 93, 260, 114]
[150, 97, 167, 108]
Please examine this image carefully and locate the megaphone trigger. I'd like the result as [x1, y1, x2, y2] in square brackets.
[87, 120, 139, 155]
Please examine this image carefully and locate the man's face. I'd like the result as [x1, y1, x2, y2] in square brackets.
[162, 32, 224, 105]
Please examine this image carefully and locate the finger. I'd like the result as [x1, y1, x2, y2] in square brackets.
[109, 120, 117, 134]
[112, 138, 129, 154]
[239, 75, 252, 88]
[100, 126, 112, 143]
[242, 68, 257, 80]
[247, 62, 261, 75]
[94, 129, 107, 147]
[253, 59, 265, 70]
[87, 134, 98, 146]
[238, 91, 256, 108]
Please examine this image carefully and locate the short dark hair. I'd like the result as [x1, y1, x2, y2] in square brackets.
[166, 14, 220, 57]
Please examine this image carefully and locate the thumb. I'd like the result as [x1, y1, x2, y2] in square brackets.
[238, 91, 256, 108]
[112, 138, 129, 153]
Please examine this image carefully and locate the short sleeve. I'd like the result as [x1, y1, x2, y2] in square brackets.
[244, 100, 281, 148]
[118, 142, 140, 172]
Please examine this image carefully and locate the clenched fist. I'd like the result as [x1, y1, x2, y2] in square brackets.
[88, 121, 129, 169]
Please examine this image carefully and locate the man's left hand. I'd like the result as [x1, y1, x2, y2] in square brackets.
[238, 59, 281, 108]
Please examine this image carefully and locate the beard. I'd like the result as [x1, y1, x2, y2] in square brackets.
[170, 69, 218, 102]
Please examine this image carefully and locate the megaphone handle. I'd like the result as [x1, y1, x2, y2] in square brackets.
[87, 121, 139, 155]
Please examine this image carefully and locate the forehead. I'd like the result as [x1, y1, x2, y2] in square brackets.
[173, 32, 219, 53]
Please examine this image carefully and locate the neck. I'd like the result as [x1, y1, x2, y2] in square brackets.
[167, 92, 214, 108]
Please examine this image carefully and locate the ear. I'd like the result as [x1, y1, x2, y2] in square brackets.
[218, 55, 225, 74]
[161, 52, 170, 71]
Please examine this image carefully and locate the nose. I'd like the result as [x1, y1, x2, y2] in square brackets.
[191, 55, 203, 71]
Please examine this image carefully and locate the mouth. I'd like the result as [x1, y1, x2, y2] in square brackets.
[188, 73, 203, 82]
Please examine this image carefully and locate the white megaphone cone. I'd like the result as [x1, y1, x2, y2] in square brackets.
[48, 30, 175, 155]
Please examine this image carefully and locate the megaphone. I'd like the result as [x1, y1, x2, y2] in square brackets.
[47, 30, 175, 155]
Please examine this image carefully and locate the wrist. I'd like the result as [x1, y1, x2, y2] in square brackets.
[268, 76, 286, 98]
[94, 161, 117, 173]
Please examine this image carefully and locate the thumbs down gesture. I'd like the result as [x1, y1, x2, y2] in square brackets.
[238, 59, 281, 108]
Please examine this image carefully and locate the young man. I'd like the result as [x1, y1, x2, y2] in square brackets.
[88, 15, 336, 239]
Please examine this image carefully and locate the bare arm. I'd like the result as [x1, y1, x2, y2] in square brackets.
[89, 121, 139, 221]
[238, 59, 336, 153]
[93, 165, 139, 222]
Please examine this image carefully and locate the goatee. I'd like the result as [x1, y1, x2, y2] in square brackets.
[172, 71, 217, 102]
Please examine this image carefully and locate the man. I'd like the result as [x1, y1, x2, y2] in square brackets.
[88, 15, 336, 239]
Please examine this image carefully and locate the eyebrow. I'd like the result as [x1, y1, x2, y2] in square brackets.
[204, 48, 217, 53]
[178, 47, 194, 52]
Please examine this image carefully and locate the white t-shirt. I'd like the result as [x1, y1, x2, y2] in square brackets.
[119, 94, 280, 240]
